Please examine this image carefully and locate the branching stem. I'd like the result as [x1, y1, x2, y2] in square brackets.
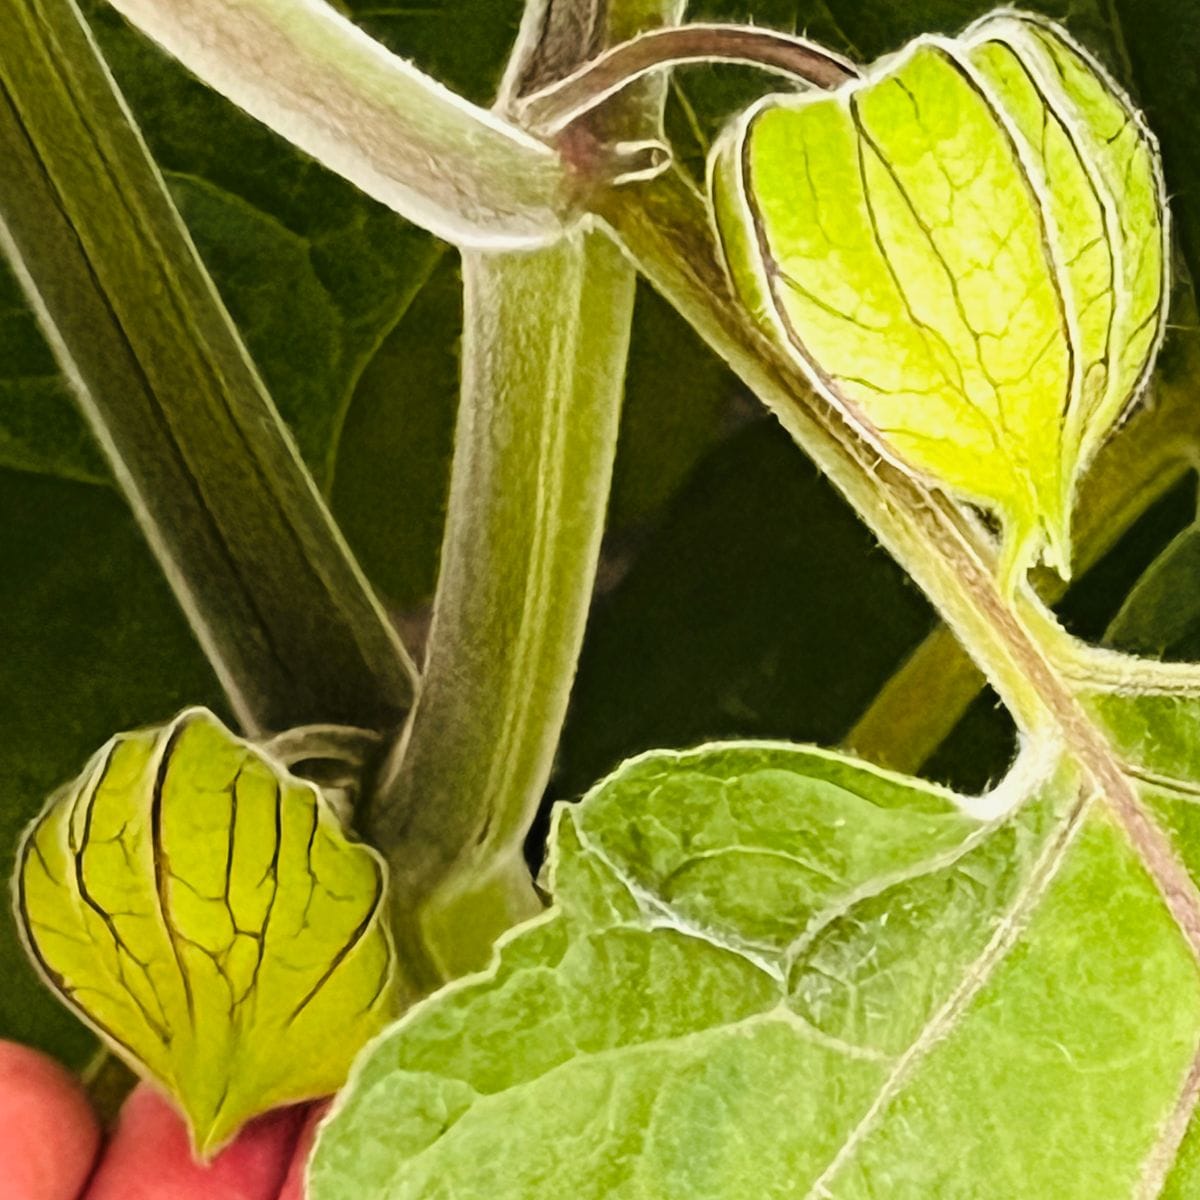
[103, 0, 577, 248]
[371, 0, 685, 984]
[598, 166, 1200, 977]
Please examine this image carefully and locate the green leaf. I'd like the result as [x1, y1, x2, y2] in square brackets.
[14, 708, 396, 1156]
[310, 742, 1200, 1198]
[1112, 0, 1200, 292]
[710, 13, 1167, 582]
[609, 286, 740, 532]
[1105, 514, 1200, 660]
[0, 258, 105, 484]
[328, 252, 457, 612]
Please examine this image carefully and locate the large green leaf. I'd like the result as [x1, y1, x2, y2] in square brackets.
[311, 740, 1200, 1197]
[1072, 678, 1200, 1196]
[1053, 473, 1200, 1196]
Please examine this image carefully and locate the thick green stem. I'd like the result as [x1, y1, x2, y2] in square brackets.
[371, 0, 683, 983]
[103, 0, 576, 248]
[0, 0, 418, 735]
[371, 235, 635, 983]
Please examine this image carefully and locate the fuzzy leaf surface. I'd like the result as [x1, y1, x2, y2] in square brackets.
[310, 742, 1200, 1198]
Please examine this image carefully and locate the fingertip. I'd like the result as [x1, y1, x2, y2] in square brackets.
[0, 1040, 101, 1200]
[278, 1101, 332, 1200]
[84, 1085, 305, 1200]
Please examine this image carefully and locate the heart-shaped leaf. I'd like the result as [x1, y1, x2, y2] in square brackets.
[14, 708, 396, 1156]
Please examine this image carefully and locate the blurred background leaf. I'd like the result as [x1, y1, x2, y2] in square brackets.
[0, 470, 220, 1064]
[556, 420, 934, 796]
[0, 261, 105, 484]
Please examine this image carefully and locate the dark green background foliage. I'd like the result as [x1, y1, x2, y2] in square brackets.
[5, 0, 1200, 1063]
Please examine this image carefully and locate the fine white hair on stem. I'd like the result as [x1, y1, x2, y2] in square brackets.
[106, 0, 578, 249]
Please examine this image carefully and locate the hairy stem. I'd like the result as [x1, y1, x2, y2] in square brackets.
[0, 0, 417, 735]
[598, 166, 1200, 971]
[104, 0, 575, 248]
[600, 172, 1053, 734]
[371, 0, 684, 984]
[846, 357, 1200, 772]
[371, 236, 635, 983]
[517, 23, 857, 134]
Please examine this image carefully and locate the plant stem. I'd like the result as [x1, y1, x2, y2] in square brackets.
[598, 167, 1200, 961]
[600, 172, 1055, 734]
[103, 0, 576, 248]
[846, 357, 1200, 772]
[370, 235, 636, 984]
[518, 24, 857, 134]
[0, 0, 418, 736]
[370, 0, 683, 984]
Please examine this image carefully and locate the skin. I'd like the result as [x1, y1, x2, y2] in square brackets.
[277, 1103, 330, 1200]
[84, 1086, 307, 1200]
[0, 1041, 101, 1200]
[0, 1042, 321, 1200]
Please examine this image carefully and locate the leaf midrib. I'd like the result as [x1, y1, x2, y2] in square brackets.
[801, 784, 1092, 1197]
